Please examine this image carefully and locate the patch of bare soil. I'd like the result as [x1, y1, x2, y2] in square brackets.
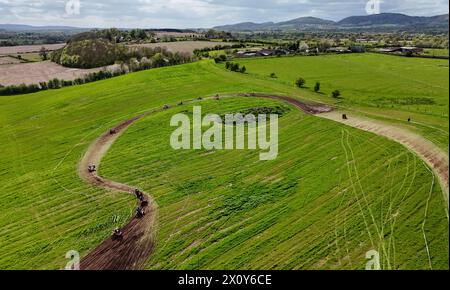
[0, 56, 22, 65]
[0, 61, 107, 86]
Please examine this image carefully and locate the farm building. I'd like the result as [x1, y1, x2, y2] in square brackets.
[400, 46, 424, 54]
[258, 49, 288, 56]
[350, 45, 366, 53]
[235, 49, 288, 58]
[378, 47, 424, 55]
[236, 51, 258, 57]
[327, 47, 351, 53]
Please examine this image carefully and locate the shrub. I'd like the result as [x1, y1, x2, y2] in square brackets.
[214, 55, 227, 63]
[48, 78, 61, 89]
[295, 77, 306, 88]
[314, 82, 321, 93]
[140, 57, 152, 70]
[231, 63, 240, 72]
[39, 47, 48, 61]
[0, 83, 40, 96]
[128, 58, 140, 72]
[332, 90, 341, 98]
[39, 82, 48, 90]
[225, 62, 248, 74]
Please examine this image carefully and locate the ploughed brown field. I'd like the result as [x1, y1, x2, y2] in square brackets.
[0, 41, 231, 86]
[0, 60, 108, 86]
[0, 56, 22, 65]
[0, 43, 66, 55]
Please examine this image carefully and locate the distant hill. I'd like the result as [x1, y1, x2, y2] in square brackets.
[212, 22, 275, 32]
[0, 24, 87, 31]
[338, 13, 449, 28]
[276, 17, 336, 30]
[213, 13, 449, 32]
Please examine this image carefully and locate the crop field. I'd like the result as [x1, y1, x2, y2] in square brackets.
[234, 53, 450, 151]
[0, 43, 65, 55]
[0, 60, 107, 86]
[12, 53, 42, 62]
[0, 60, 448, 270]
[424, 49, 450, 58]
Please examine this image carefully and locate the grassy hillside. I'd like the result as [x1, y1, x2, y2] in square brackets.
[0, 60, 327, 269]
[0, 60, 447, 269]
[101, 97, 448, 269]
[234, 54, 449, 150]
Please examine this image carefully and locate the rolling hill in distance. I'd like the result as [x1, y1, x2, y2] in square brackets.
[213, 13, 449, 32]
[0, 24, 87, 32]
[1, 13, 448, 33]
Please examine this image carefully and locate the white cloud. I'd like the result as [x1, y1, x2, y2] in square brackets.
[0, 0, 448, 28]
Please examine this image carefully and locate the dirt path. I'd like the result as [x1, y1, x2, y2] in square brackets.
[77, 93, 448, 270]
[319, 111, 449, 206]
[78, 113, 158, 270]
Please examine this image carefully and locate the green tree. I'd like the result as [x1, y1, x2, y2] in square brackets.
[151, 53, 166, 68]
[138, 29, 147, 40]
[39, 47, 48, 60]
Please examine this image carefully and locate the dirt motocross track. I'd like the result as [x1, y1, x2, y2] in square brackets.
[78, 114, 158, 270]
[78, 93, 448, 270]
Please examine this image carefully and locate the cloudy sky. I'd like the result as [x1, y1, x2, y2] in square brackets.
[0, 0, 448, 28]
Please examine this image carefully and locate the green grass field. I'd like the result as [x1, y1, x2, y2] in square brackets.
[6, 53, 42, 63]
[424, 49, 450, 58]
[0, 60, 323, 269]
[0, 58, 448, 269]
[233, 53, 449, 151]
[102, 98, 448, 269]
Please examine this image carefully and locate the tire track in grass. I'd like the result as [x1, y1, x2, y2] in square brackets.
[334, 174, 345, 267]
[345, 129, 394, 269]
[391, 155, 418, 269]
[76, 93, 446, 270]
[340, 129, 375, 248]
[421, 161, 435, 270]
[320, 111, 449, 218]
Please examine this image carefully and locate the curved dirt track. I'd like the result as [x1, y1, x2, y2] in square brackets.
[78, 93, 448, 270]
[77, 94, 330, 270]
[78, 112, 158, 270]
